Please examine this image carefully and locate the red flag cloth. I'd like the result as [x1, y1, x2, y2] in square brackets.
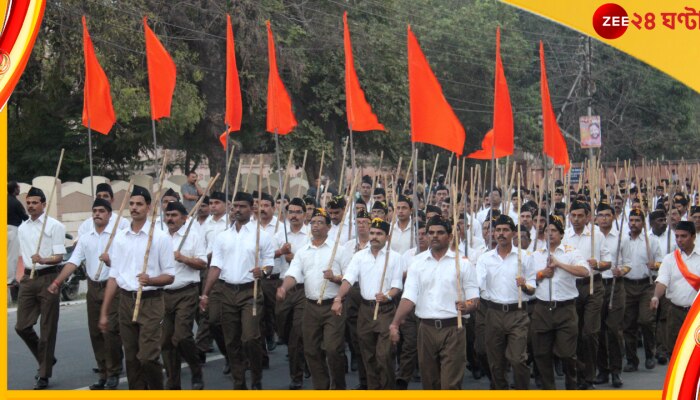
[266, 21, 297, 135]
[467, 130, 511, 159]
[82, 16, 116, 135]
[674, 249, 700, 291]
[492, 27, 513, 156]
[540, 41, 570, 172]
[225, 14, 242, 133]
[219, 131, 229, 150]
[408, 26, 465, 156]
[144, 17, 176, 121]
[343, 12, 384, 132]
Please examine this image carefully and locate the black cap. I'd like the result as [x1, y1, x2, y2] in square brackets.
[426, 215, 452, 234]
[691, 206, 700, 216]
[210, 191, 227, 202]
[629, 208, 645, 219]
[676, 221, 696, 235]
[165, 201, 187, 215]
[649, 210, 666, 221]
[373, 187, 386, 196]
[27, 187, 46, 202]
[92, 198, 112, 212]
[287, 197, 306, 212]
[426, 205, 441, 215]
[311, 208, 331, 224]
[260, 192, 274, 204]
[356, 210, 371, 220]
[397, 194, 412, 208]
[362, 175, 373, 185]
[570, 201, 589, 213]
[95, 183, 113, 198]
[131, 185, 151, 204]
[303, 195, 316, 206]
[327, 195, 346, 210]
[548, 215, 565, 234]
[492, 215, 516, 231]
[163, 188, 178, 199]
[370, 218, 390, 234]
[200, 195, 210, 205]
[596, 202, 614, 214]
[372, 201, 388, 213]
[234, 191, 254, 205]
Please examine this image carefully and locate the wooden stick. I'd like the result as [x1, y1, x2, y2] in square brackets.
[30, 148, 65, 279]
[445, 153, 453, 189]
[318, 174, 360, 303]
[315, 150, 326, 204]
[371, 150, 384, 200]
[589, 157, 596, 295]
[253, 154, 264, 316]
[275, 149, 295, 233]
[338, 140, 349, 194]
[177, 174, 221, 252]
[221, 145, 236, 191]
[517, 173, 523, 308]
[374, 188, 399, 320]
[427, 153, 440, 207]
[243, 156, 254, 192]
[93, 179, 134, 280]
[132, 153, 169, 321]
[452, 182, 464, 329]
[402, 154, 413, 195]
[296, 150, 308, 198]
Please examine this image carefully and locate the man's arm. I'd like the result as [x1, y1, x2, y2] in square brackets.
[98, 278, 118, 333]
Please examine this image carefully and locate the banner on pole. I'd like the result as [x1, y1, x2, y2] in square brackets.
[579, 115, 601, 149]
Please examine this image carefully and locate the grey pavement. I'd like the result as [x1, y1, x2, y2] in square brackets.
[7, 301, 667, 390]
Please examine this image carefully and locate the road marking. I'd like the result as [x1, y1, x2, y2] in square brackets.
[75, 354, 226, 390]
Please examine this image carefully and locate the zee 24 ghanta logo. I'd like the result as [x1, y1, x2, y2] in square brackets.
[592, 3, 700, 39]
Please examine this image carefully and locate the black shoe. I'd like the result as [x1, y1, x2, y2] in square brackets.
[657, 355, 668, 365]
[92, 367, 101, 374]
[351, 356, 358, 372]
[89, 378, 106, 390]
[105, 375, 119, 390]
[198, 351, 206, 365]
[554, 359, 564, 377]
[623, 363, 638, 372]
[353, 384, 368, 390]
[289, 381, 302, 390]
[577, 381, 595, 390]
[304, 363, 311, 379]
[396, 379, 408, 390]
[222, 362, 231, 375]
[262, 359, 270, 370]
[645, 358, 656, 369]
[611, 374, 623, 388]
[266, 336, 277, 352]
[192, 378, 204, 390]
[535, 375, 543, 389]
[472, 368, 482, 380]
[37, 358, 58, 380]
[251, 382, 262, 390]
[593, 372, 609, 385]
[34, 378, 49, 390]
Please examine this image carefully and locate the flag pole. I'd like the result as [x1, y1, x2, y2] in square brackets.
[87, 120, 95, 199]
[412, 143, 419, 248]
[274, 130, 289, 243]
[152, 119, 159, 174]
[349, 125, 357, 244]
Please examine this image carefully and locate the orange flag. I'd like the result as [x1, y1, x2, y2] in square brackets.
[81, 16, 116, 135]
[266, 21, 297, 135]
[220, 14, 242, 150]
[408, 26, 465, 156]
[144, 17, 176, 121]
[343, 12, 384, 132]
[540, 41, 570, 172]
[469, 27, 513, 160]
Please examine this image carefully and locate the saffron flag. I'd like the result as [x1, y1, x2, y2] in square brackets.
[82, 16, 116, 135]
[144, 17, 176, 121]
[220, 14, 243, 150]
[343, 12, 384, 132]
[407, 26, 465, 156]
[540, 41, 570, 172]
[468, 27, 513, 160]
[266, 20, 297, 135]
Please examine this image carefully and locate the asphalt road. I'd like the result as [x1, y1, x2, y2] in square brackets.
[7, 301, 667, 390]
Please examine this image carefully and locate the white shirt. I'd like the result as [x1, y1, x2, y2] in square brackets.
[210, 220, 275, 284]
[401, 247, 426, 274]
[108, 221, 175, 291]
[204, 214, 228, 254]
[18, 213, 66, 271]
[626, 233, 663, 280]
[340, 239, 370, 270]
[165, 224, 207, 290]
[656, 246, 700, 307]
[328, 220, 353, 246]
[68, 221, 115, 281]
[651, 229, 678, 256]
[562, 225, 611, 276]
[529, 237, 548, 253]
[286, 238, 347, 300]
[344, 245, 403, 300]
[402, 249, 479, 319]
[600, 228, 631, 279]
[78, 213, 129, 239]
[476, 247, 537, 304]
[258, 216, 278, 237]
[390, 220, 413, 255]
[531, 244, 589, 301]
[274, 225, 309, 276]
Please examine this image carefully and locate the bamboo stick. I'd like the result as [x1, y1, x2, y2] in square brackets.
[93, 179, 134, 280]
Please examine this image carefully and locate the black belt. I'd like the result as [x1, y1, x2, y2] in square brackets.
[671, 303, 691, 312]
[88, 278, 108, 289]
[420, 317, 460, 329]
[485, 301, 526, 312]
[307, 298, 334, 305]
[535, 298, 575, 309]
[164, 282, 198, 294]
[120, 288, 162, 299]
[266, 273, 281, 280]
[24, 265, 58, 277]
[219, 280, 254, 291]
[624, 277, 652, 284]
[361, 298, 395, 310]
[576, 274, 602, 286]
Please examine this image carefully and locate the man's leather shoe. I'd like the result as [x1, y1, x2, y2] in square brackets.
[645, 358, 656, 369]
[251, 382, 262, 390]
[34, 378, 49, 390]
[89, 378, 106, 390]
[199, 351, 206, 364]
[623, 363, 638, 372]
[353, 383, 368, 390]
[105, 375, 119, 389]
[472, 368, 482, 380]
[611, 374, 623, 388]
[554, 359, 564, 377]
[351, 356, 358, 372]
[192, 379, 204, 390]
[289, 381, 302, 390]
[593, 372, 609, 385]
[657, 354, 669, 365]
[577, 381, 595, 390]
[395, 379, 408, 390]
[222, 362, 231, 375]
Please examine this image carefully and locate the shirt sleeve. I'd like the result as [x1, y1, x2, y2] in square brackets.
[67, 236, 87, 266]
[523, 253, 537, 288]
[656, 253, 674, 286]
[651, 238, 663, 263]
[285, 247, 304, 283]
[157, 232, 176, 276]
[209, 234, 225, 268]
[475, 256, 487, 291]
[192, 232, 207, 263]
[343, 252, 360, 286]
[461, 257, 480, 300]
[108, 232, 121, 279]
[598, 232, 612, 262]
[259, 233, 275, 268]
[402, 261, 420, 304]
[51, 220, 67, 255]
[389, 252, 403, 291]
[569, 248, 591, 275]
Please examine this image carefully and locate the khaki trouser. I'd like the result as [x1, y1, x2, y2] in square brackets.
[162, 284, 202, 389]
[417, 318, 466, 390]
[219, 282, 263, 389]
[598, 278, 625, 375]
[195, 269, 213, 353]
[623, 279, 657, 365]
[575, 278, 604, 383]
[531, 300, 578, 390]
[357, 301, 396, 389]
[15, 271, 60, 379]
[87, 279, 122, 379]
[302, 299, 346, 390]
[484, 304, 530, 389]
[346, 283, 366, 386]
[667, 303, 689, 352]
[397, 310, 419, 383]
[275, 284, 305, 383]
[474, 301, 491, 379]
[656, 295, 671, 357]
[119, 289, 165, 390]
